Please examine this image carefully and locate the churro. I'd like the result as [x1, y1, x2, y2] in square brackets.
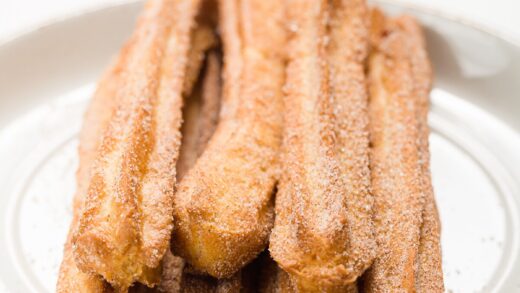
[172, 0, 286, 278]
[56, 45, 131, 293]
[59, 5, 212, 292]
[72, 0, 201, 289]
[363, 9, 438, 292]
[269, 0, 375, 291]
[401, 15, 445, 293]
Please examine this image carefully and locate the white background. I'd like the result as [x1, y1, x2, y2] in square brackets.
[0, 0, 519, 43]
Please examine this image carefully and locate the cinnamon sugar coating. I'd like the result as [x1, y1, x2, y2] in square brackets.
[56, 45, 129, 293]
[269, 0, 376, 291]
[363, 9, 443, 292]
[72, 0, 202, 289]
[172, 0, 286, 278]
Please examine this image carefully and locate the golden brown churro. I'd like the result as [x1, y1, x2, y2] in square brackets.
[269, 0, 375, 291]
[56, 46, 131, 293]
[71, 0, 201, 289]
[172, 0, 286, 278]
[59, 7, 213, 292]
[400, 15, 444, 293]
[363, 9, 442, 292]
[364, 9, 422, 292]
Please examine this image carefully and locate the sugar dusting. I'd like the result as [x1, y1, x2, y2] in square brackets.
[61, 0, 202, 290]
[362, 8, 443, 292]
[269, 0, 376, 291]
[171, 0, 286, 279]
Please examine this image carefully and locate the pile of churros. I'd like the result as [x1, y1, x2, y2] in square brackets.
[56, 0, 444, 292]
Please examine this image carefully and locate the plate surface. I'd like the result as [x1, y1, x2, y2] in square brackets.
[1, 1, 519, 292]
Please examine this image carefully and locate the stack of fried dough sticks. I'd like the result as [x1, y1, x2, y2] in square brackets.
[56, 0, 444, 292]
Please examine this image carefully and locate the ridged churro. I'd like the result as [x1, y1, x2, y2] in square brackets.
[172, 0, 286, 278]
[58, 6, 213, 292]
[56, 45, 131, 293]
[269, 0, 375, 291]
[363, 9, 439, 292]
[401, 15, 444, 293]
[72, 0, 202, 289]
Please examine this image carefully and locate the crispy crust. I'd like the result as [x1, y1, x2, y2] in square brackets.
[71, 0, 201, 289]
[172, 0, 286, 278]
[269, 0, 375, 291]
[363, 8, 443, 292]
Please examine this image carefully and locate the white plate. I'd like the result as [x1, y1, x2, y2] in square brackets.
[1, 1, 519, 292]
